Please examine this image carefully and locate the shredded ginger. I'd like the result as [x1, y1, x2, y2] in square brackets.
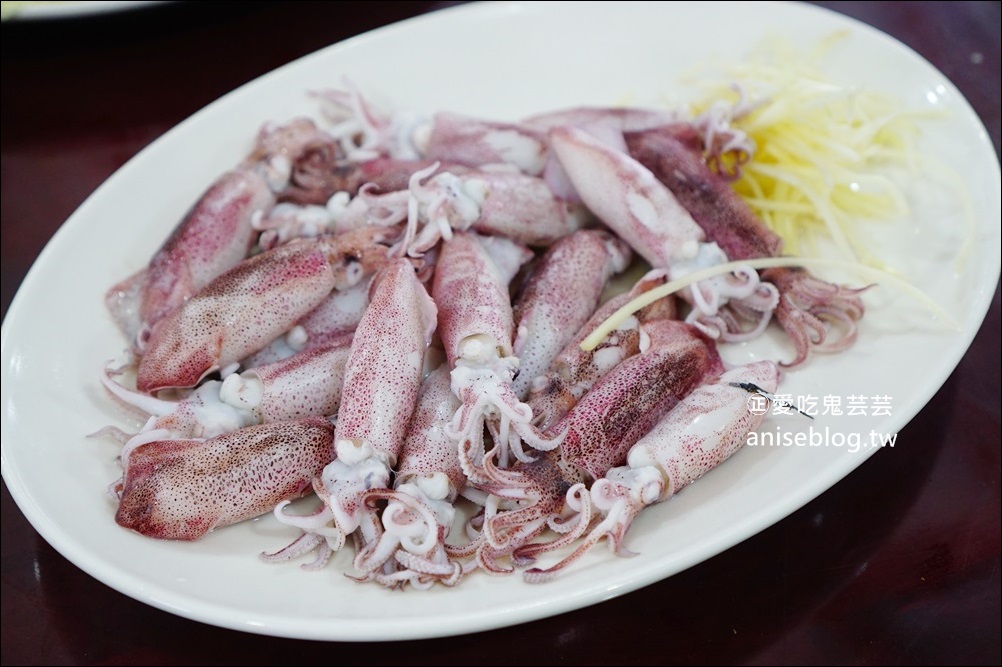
[689, 34, 926, 268]
[581, 38, 965, 353]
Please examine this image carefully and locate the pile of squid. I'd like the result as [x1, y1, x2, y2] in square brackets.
[99, 87, 866, 588]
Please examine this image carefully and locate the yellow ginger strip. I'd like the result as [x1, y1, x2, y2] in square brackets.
[579, 257, 959, 352]
[688, 38, 934, 270]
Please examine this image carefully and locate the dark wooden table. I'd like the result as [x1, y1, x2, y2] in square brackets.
[2, 2, 998, 664]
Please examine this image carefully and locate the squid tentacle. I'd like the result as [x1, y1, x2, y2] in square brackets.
[523, 361, 779, 582]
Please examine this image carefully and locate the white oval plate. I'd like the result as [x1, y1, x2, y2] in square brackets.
[2, 0, 999, 641]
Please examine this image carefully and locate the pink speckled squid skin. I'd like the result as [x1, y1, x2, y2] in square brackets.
[625, 126, 866, 367]
[636, 360, 779, 500]
[245, 341, 353, 424]
[421, 111, 549, 175]
[105, 169, 275, 349]
[136, 241, 337, 393]
[311, 258, 437, 548]
[472, 320, 723, 569]
[400, 168, 589, 258]
[393, 365, 465, 496]
[98, 338, 351, 447]
[549, 125, 706, 268]
[135, 227, 391, 393]
[432, 231, 527, 364]
[525, 291, 644, 432]
[114, 416, 335, 541]
[624, 126, 783, 261]
[525, 275, 677, 432]
[465, 170, 589, 247]
[332, 258, 437, 464]
[240, 277, 370, 369]
[551, 319, 724, 481]
[511, 229, 631, 399]
[430, 231, 562, 469]
[520, 361, 781, 583]
[294, 282, 369, 349]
